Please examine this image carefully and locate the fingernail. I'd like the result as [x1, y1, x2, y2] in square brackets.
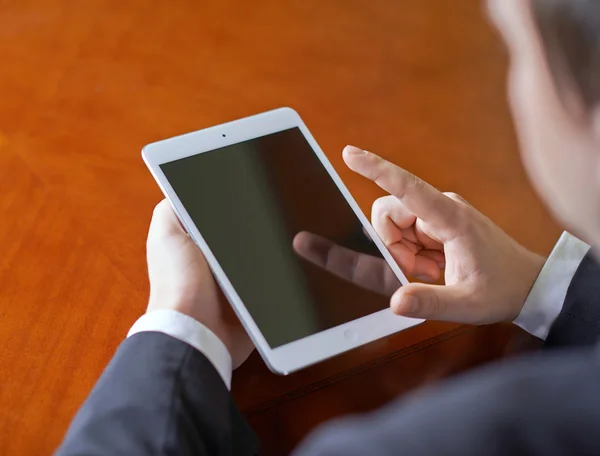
[344, 145, 366, 155]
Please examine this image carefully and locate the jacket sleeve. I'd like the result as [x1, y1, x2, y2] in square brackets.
[55, 332, 259, 456]
[293, 347, 600, 456]
[546, 252, 600, 347]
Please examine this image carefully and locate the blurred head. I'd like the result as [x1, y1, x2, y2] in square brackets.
[488, 0, 600, 248]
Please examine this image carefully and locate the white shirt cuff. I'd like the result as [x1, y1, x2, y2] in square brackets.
[127, 309, 233, 389]
[514, 232, 590, 340]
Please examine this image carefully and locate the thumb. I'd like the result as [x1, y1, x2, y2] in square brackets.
[391, 283, 476, 323]
[149, 200, 186, 237]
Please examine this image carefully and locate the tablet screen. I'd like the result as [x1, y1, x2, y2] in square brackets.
[160, 127, 401, 348]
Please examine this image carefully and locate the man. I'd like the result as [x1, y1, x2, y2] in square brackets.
[56, 0, 600, 454]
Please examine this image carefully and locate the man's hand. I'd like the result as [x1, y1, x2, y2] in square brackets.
[146, 200, 254, 368]
[299, 146, 545, 325]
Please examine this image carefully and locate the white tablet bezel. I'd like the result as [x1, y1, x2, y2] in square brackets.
[142, 107, 423, 374]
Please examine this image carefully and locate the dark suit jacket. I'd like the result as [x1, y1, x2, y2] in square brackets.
[56, 254, 600, 456]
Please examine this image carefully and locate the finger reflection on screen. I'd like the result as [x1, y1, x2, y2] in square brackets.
[293, 231, 401, 297]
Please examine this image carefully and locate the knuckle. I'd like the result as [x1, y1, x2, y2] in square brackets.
[405, 172, 421, 192]
[371, 196, 393, 221]
[404, 173, 429, 200]
[373, 165, 390, 188]
[443, 191, 460, 201]
[384, 166, 411, 199]
[371, 196, 386, 216]
[454, 209, 474, 235]
[441, 193, 475, 234]
[444, 192, 469, 205]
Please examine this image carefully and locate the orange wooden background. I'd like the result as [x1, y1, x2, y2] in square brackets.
[0, 0, 560, 454]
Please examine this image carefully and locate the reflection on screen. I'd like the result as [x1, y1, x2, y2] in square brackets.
[160, 128, 401, 348]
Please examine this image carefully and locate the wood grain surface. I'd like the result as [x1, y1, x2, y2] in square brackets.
[0, 0, 559, 454]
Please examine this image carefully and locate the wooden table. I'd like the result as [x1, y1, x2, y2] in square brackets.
[0, 1, 559, 454]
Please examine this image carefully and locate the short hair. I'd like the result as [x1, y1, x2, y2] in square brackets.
[532, 0, 600, 112]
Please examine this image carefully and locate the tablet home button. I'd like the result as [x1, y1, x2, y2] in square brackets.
[343, 329, 359, 342]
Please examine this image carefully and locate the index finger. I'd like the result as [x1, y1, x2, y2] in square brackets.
[343, 146, 456, 235]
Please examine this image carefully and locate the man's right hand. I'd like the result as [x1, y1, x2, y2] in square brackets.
[297, 145, 545, 325]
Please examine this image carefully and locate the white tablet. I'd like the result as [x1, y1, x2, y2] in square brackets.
[142, 107, 423, 374]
